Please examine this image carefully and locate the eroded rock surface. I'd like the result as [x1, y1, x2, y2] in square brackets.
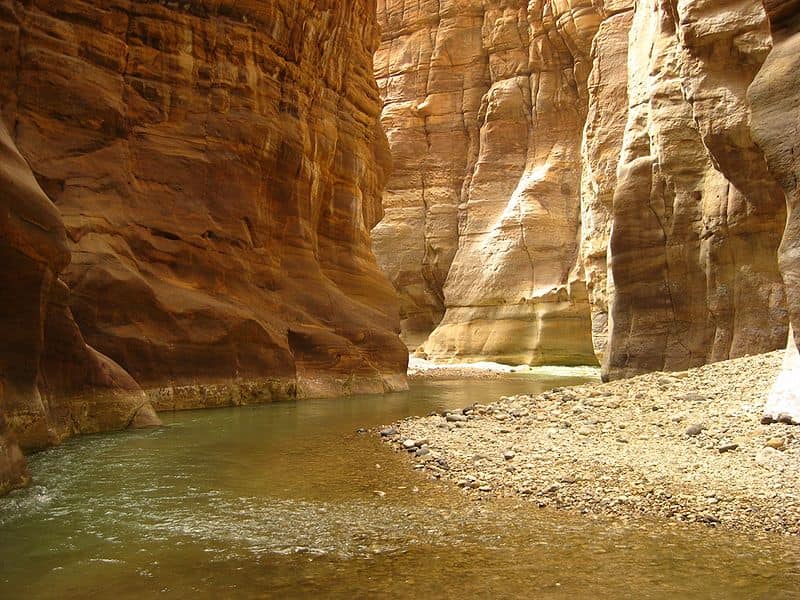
[751, 1, 800, 421]
[0, 114, 159, 492]
[0, 0, 407, 404]
[376, 0, 794, 375]
[376, 0, 611, 365]
[601, 0, 788, 380]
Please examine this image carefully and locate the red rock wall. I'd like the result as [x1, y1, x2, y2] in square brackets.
[0, 114, 159, 494]
[0, 0, 407, 407]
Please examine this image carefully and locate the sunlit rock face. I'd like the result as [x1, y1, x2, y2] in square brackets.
[0, 0, 407, 404]
[373, 0, 486, 347]
[582, 0, 788, 380]
[0, 115, 159, 494]
[377, 0, 793, 378]
[579, 7, 633, 362]
[375, 0, 609, 365]
[751, 0, 800, 421]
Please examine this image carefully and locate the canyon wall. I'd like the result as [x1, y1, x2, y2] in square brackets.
[0, 0, 407, 418]
[375, 0, 604, 365]
[599, 0, 788, 379]
[0, 115, 159, 494]
[751, 0, 800, 421]
[375, 0, 796, 377]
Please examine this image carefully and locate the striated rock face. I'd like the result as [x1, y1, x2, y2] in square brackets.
[751, 1, 800, 420]
[373, 0, 486, 346]
[600, 0, 788, 380]
[579, 8, 632, 361]
[375, 0, 608, 365]
[0, 0, 407, 405]
[0, 114, 159, 492]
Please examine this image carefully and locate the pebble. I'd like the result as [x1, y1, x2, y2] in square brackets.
[755, 447, 787, 470]
[402, 439, 418, 450]
[718, 443, 738, 453]
[680, 393, 707, 403]
[503, 451, 516, 460]
[685, 424, 705, 437]
[446, 413, 468, 422]
[380, 427, 398, 437]
[765, 438, 785, 451]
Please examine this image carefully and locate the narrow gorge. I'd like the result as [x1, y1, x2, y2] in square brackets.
[0, 0, 799, 596]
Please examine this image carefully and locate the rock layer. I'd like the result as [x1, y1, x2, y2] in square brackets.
[0, 0, 407, 406]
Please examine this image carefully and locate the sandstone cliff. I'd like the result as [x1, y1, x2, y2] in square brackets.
[0, 0, 407, 411]
[599, 0, 788, 379]
[375, 0, 603, 365]
[751, 0, 800, 421]
[376, 0, 796, 379]
[0, 115, 159, 494]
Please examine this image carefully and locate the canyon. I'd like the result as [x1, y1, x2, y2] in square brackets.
[1, 0, 799, 499]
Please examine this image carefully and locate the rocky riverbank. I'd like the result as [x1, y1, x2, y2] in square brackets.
[380, 351, 800, 536]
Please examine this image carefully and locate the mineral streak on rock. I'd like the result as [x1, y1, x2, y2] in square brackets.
[0, 0, 408, 404]
[579, 7, 633, 361]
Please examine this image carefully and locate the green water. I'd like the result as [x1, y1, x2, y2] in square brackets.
[1, 374, 799, 599]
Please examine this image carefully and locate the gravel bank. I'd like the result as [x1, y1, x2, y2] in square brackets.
[381, 351, 800, 536]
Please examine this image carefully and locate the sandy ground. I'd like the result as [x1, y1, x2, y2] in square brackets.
[407, 357, 600, 381]
[382, 351, 800, 536]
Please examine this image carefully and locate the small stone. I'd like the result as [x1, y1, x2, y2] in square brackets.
[373, 490, 386, 498]
[685, 424, 705, 437]
[415, 447, 430, 457]
[446, 413, 468, 422]
[356, 428, 367, 434]
[402, 439, 418, 450]
[503, 450, 516, 460]
[680, 393, 707, 403]
[479, 485, 493, 492]
[718, 443, 738, 453]
[765, 438, 786, 451]
[761, 415, 775, 425]
[577, 427, 593, 436]
[755, 447, 788, 470]
[380, 427, 398, 437]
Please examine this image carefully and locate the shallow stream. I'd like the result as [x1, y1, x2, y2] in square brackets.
[1, 373, 799, 598]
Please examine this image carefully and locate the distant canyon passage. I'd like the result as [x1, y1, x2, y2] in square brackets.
[373, 0, 800, 381]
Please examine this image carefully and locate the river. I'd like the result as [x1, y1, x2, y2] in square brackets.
[1, 373, 798, 598]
